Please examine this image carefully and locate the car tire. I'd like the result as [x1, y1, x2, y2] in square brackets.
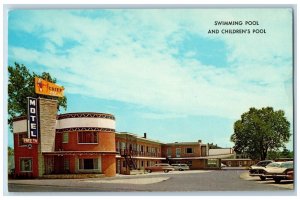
[260, 176, 266, 181]
[164, 169, 169, 173]
[148, 170, 152, 173]
[179, 169, 183, 171]
[274, 178, 281, 183]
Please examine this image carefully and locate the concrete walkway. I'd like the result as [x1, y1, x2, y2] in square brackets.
[83, 177, 169, 184]
[8, 170, 211, 186]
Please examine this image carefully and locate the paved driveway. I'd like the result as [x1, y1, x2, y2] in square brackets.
[7, 170, 294, 193]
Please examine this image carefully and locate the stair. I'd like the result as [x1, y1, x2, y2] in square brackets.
[124, 155, 137, 170]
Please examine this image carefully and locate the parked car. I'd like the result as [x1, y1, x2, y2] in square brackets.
[286, 170, 294, 180]
[263, 161, 293, 183]
[249, 161, 282, 181]
[145, 163, 175, 173]
[171, 164, 190, 171]
[252, 160, 274, 167]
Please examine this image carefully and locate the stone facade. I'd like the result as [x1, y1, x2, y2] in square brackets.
[39, 98, 58, 152]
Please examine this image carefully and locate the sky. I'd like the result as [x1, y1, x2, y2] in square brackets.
[6, 8, 294, 149]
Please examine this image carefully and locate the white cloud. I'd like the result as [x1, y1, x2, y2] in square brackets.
[8, 9, 293, 122]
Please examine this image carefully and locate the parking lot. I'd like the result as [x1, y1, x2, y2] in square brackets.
[7, 169, 294, 193]
[239, 171, 294, 190]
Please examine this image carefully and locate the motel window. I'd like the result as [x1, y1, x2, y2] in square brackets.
[141, 145, 144, 152]
[141, 161, 144, 167]
[116, 141, 119, 152]
[121, 142, 126, 150]
[78, 132, 98, 144]
[186, 161, 192, 167]
[186, 148, 193, 154]
[20, 158, 32, 172]
[79, 158, 99, 170]
[228, 161, 231, 167]
[167, 148, 172, 156]
[123, 161, 126, 168]
[147, 161, 149, 167]
[18, 133, 28, 146]
[64, 158, 70, 171]
[239, 161, 243, 167]
[62, 132, 69, 143]
[176, 148, 181, 157]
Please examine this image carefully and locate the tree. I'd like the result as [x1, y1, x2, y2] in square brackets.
[230, 107, 291, 160]
[280, 147, 293, 158]
[8, 147, 14, 156]
[208, 143, 221, 149]
[267, 147, 293, 160]
[8, 63, 67, 130]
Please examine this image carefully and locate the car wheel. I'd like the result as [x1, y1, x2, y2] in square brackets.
[274, 178, 281, 183]
[179, 169, 183, 171]
[164, 169, 169, 173]
[147, 170, 152, 173]
[260, 176, 266, 181]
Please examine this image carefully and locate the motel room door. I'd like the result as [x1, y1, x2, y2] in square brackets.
[44, 156, 54, 174]
[116, 159, 121, 174]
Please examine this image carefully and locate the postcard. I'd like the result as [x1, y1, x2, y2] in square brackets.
[5, 6, 295, 194]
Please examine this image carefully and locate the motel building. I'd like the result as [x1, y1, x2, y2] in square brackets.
[12, 97, 235, 178]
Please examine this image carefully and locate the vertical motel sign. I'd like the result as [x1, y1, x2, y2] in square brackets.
[27, 97, 39, 139]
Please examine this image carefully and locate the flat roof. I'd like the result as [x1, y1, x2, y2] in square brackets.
[116, 132, 163, 144]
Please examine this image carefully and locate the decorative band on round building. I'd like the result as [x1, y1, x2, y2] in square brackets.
[56, 127, 115, 133]
[57, 112, 115, 120]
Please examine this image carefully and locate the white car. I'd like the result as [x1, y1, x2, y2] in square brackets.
[249, 162, 283, 181]
[264, 161, 294, 183]
[171, 164, 190, 171]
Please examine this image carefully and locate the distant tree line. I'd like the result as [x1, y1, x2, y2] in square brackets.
[208, 143, 222, 149]
[267, 147, 293, 160]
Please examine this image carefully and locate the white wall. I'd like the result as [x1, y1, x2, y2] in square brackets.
[209, 148, 233, 156]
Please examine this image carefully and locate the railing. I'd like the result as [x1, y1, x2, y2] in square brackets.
[118, 149, 161, 157]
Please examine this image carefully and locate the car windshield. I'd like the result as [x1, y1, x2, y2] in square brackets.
[279, 162, 293, 168]
[266, 162, 281, 167]
[257, 162, 269, 166]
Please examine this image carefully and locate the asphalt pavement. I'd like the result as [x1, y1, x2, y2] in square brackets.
[6, 169, 294, 194]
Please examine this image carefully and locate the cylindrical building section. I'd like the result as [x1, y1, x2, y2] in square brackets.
[56, 112, 115, 151]
[55, 112, 116, 177]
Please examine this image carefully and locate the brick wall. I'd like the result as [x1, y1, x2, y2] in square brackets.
[13, 133, 39, 177]
[57, 131, 115, 151]
[162, 144, 201, 158]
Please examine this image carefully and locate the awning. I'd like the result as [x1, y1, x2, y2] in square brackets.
[43, 151, 117, 155]
[169, 154, 234, 160]
[116, 155, 166, 160]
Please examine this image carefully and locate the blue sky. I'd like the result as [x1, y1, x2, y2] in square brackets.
[7, 9, 293, 149]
